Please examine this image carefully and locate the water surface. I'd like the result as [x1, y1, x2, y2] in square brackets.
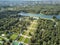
[18, 12, 60, 19]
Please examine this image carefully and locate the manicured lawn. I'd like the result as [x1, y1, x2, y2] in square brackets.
[23, 31, 27, 35]
[10, 33, 18, 40]
[0, 43, 2, 45]
[31, 24, 36, 27]
[30, 29, 34, 32]
[24, 38, 30, 43]
[0, 37, 2, 41]
[18, 36, 24, 41]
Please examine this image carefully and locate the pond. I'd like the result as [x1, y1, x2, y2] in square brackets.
[18, 12, 60, 19]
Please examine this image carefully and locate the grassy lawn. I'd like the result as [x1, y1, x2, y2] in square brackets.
[23, 31, 31, 37]
[18, 36, 24, 41]
[0, 43, 2, 45]
[24, 38, 30, 43]
[23, 31, 27, 35]
[30, 29, 34, 32]
[31, 24, 37, 27]
[10, 33, 18, 40]
[0, 37, 2, 41]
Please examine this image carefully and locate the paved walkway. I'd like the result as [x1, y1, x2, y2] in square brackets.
[19, 20, 38, 45]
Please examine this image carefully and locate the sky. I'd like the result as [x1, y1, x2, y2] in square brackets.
[0, 0, 60, 1]
[0, 0, 60, 3]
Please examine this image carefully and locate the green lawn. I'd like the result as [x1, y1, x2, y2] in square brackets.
[24, 38, 30, 43]
[0, 43, 2, 45]
[0, 37, 2, 41]
[10, 33, 18, 40]
[23, 31, 27, 35]
[18, 36, 24, 41]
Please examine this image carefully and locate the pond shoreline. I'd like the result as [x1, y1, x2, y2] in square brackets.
[18, 12, 60, 20]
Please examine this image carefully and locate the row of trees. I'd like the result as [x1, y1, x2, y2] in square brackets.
[20, 5, 60, 15]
